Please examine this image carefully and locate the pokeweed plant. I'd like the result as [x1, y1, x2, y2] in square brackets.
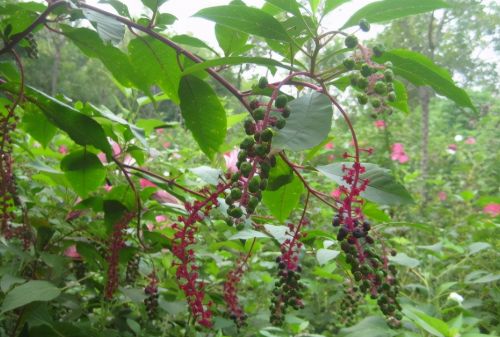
[0, 0, 479, 336]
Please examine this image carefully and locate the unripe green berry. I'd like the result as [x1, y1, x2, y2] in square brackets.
[248, 176, 261, 193]
[275, 95, 288, 109]
[357, 77, 369, 89]
[384, 69, 394, 82]
[255, 143, 269, 158]
[282, 106, 291, 118]
[228, 207, 243, 218]
[371, 98, 381, 108]
[253, 107, 266, 120]
[260, 178, 268, 190]
[387, 92, 396, 102]
[240, 136, 255, 150]
[343, 58, 355, 70]
[350, 74, 360, 86]
[359, 19, 370, 32]
[258, 76, 268, 89]
[356, 93, 368, 105]
[237, 150, 247, 162]
[275, 117, 286, 129]
[248, 196, 259, 209]
[361, 64, 372, 77]
[240, 162, 252, 177]
[345, 35, 358, 49]
[244, 118, 255, 135]
[373, 44, 384, 57]
[230, 188, 242, 199]
[384, 61, 393, 69]
[374, 81, 387, 95]
[231, 172, 241, 182]
[249, 99, 260, 110]
[236, 223, 245, 230]
[261, 128, 274, 142]
[260, 161, 271, 174]
[225, 196, 234, 205]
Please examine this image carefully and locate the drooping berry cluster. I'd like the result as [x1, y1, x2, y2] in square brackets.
[223, 255, 250, 329]
[144, 272, 159, 319]
[171, 183, 228, 328]
[225, 77, 292, 225]
[104, 212, 135, 299]
[125, 254, 140, 285]
[333, 280, 363, 328]
[270, 223, 306, 326]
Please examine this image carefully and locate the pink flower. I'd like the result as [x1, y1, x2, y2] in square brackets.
[111, 141, 121, 156]
[374, 120, 386, 129]
[330, 188, 342, 199]
[156, 128, 165, 135]
[97, 152, 107, 164]
[224, 148, 239, 173]
[64, 245, 81, 260]
[153, 190, 180, 204]
[465, 137, 476, 145]
[391, 143, 409, 164]
[328, 154, 335, 162]
[58, 145, 68, 155]
[438, 191, 447, 201]
[140, 178, 157, 188]
[163, 141, 171, 149]
[155, 215, 167, 223]
[324, 142, 334, 150]
[483, 203, 500, 217]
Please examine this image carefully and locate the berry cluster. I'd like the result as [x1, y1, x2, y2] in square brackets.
[270, 223, 306, 326]
[171, 184, 228, 328]
[333, 280, 363, 328]
[223, 256, 249, 329]
[125, 255, 140, 285]
[225, 77, 292, 225]
[104, 212, 135, 299]
[144, 272, 159, 319]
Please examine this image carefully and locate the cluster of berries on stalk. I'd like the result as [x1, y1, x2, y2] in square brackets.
[104, 212, 135, 299]
[333, 280, 363, 328]
[144, 272, 159, 319]
[225, 77, 292, 226]
[270, 222, 307, 326]
[223, 255, 250, 329]
[125, 254, 140, 285]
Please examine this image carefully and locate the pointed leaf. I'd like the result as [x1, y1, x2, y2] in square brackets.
[229, 229, 269, 240]
[1, 281, 60, 314]
[316, 162, 414, 205]
[375, 49, 475, 111]
[266, 156, 293, 191]
[316, 249, 340, 265]
[215, 24, 248, 56]
[262, 175, 304, 222]
[178, 76, 227, 159]
[21, 103, 57, 147]
[403, 308, 450, 337]
[182, 56, 294, 76]
[195, 5, 290, 42]
[264, 0, 302, 16]
[81, 7, 125, 44]
[61, 150, 107, 197]
[324, 0, 351, 15]
[273, 92, 333, 151]
[342, 0, 450, 28]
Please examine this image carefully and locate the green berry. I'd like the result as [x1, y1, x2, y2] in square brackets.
[343, 59, 355, 70]
[371, 98, 381, 108]
[260, 161, 271, 174]
[275, 95, 288, 109]
[260, 178, 268, 190]
[240, 162, 252, 177]
[225, 196, 233, 205]
[350, 74, 360, 86]
[282, 106, 291, 118]
[255, 143, 269, 158]
[387, 92, 396, 102]
[275, 117, 286, 129]
[384, 61, 393, 69]
[359, 19, 370, 32]
[253, 107, 266, 120]
[258, 76, 268, 89]
[244, 118, 255, 135]
[237, 150, 247, 162]
[230, 188, 242, 199]
[261, 128, 273, 142]
[357, 77, 369, 89]
[231, 172, 241, 182]
[248, 176, 261, 193]
[374, 81, 387, 95]
[384, 69, 394, 82]
[373, 44, 384, 57]
[360, 64, 372, 77]
[225, 218, 234, 227]
[345, 35, 358, 49]
[248, 196, 259, 209]
[240, 136, 255, 150]
[236, 223, 245, 230]
[357, 93, 368, 105]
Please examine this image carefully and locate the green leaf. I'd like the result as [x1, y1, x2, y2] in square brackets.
[195, 6, 290, 42]
[215, 24, 248, 56]
[342, 0, 450, 28]
[467, 242, 490, 255]
[339, 316, 395, 337]
[190, 166, 221, 186]
[1, 281, 60, 314]
[374, 50, 476, 111]
[60, 150, 107, 198]
[403, 308, 450, 337]
[171, 34, 217, 54]
[273, 92, 333, 151]
[266, 156, 293, 191]
[229, 229, 269, 240]
[316, 162, 414, 205]
[128, 36, 182, 103]
[98, 0, 130, 17]
[263, 175, 304, 222]
[389, 253, 420, 268]
[21, 104, 57, 148]
[324, 0, 351, 15]
[182, 56, 294, 76]
[81, 7, 125, 44]
[141, 0, 168, 12]
[178, 76, 227, 159]
[388, 80, 409, 113]
[316, 249, 340, 265]
[3, 84, 112, 155]
[264, 0, 302, 16]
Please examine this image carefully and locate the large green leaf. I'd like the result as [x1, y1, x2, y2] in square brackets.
[195, 6, 290, 42]
[266, 156, 293, 191]
[342, 0, 449, 28]
[182, 56, 294, 76]
[316, 162, 414, 205]
[178, 76, 227, 159]
[374, 50, 476, 111]
[324, 0, 351, 15]
[21, 103, 57, 148]
[215, 24, 249, 56]
[262, 175, 304, 222]
[81, 7, 125, 44]
[171, 34, 218, 55]
[2, 84, 112, 155]
[273, 92, 333, 151]
[128, 37, 182, 103]
[264, 0, 302, 16]
[1, 281, 61, 314]
[60, 150, 107, 198]
[403, 308, 450, 337]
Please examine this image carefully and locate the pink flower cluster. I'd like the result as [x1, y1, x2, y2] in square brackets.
[483, 203, 500, 217]
[391, 143, 409, 164]
[374, 120, 386, 129]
